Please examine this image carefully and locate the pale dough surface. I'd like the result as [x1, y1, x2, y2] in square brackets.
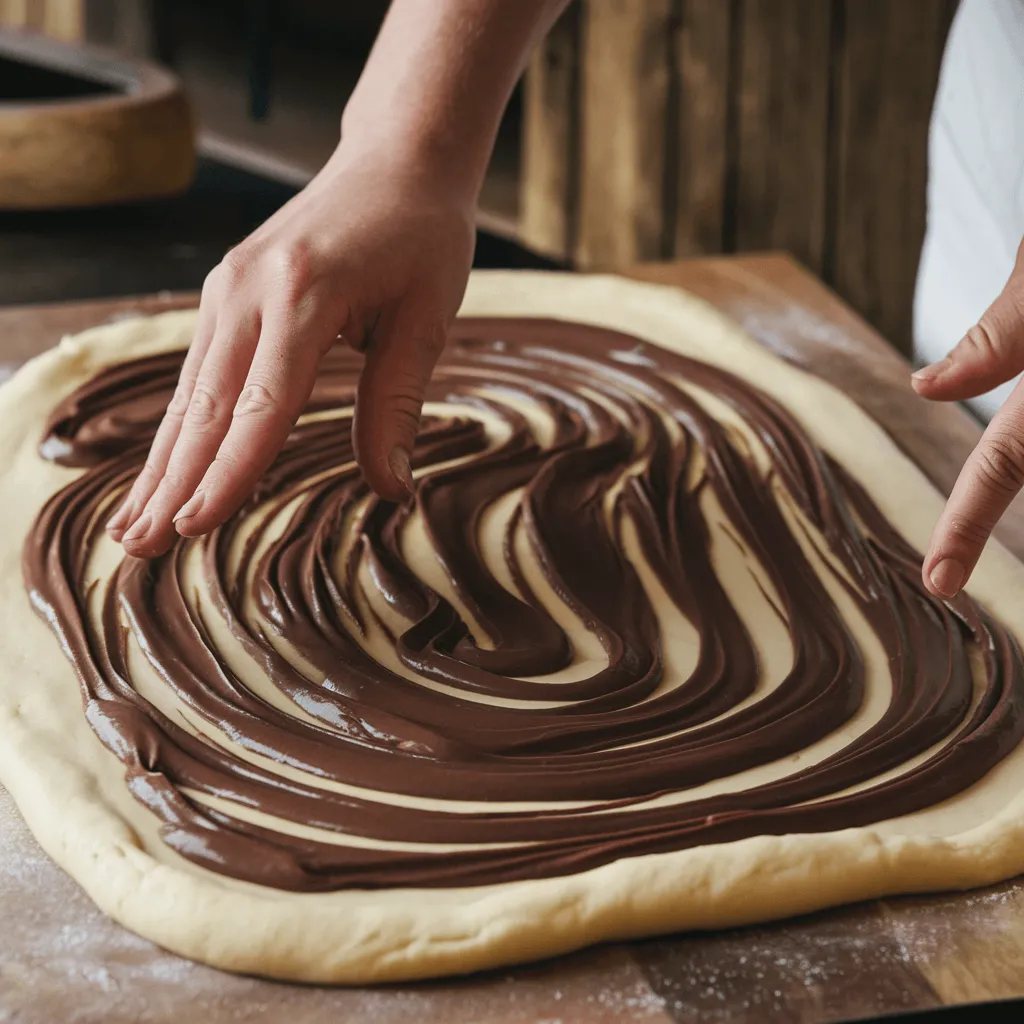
[3, 272, 1024, 984]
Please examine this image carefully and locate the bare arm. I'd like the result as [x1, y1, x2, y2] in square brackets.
[110, 0, 569, 557]
[344, 0, 564, 203]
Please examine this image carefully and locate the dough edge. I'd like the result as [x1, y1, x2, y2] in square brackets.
[2, 270, 1024, 985]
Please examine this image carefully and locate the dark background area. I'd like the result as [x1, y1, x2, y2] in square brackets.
[0, 159, 558, 307]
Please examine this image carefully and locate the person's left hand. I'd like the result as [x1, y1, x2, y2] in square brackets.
[913, 237, 1024, 598]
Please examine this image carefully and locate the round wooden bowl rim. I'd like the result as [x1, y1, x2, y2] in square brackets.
[0, 28, 182, 116]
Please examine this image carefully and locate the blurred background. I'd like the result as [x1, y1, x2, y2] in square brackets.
[0, 0, 958, 355]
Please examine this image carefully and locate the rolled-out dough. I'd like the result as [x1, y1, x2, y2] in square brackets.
[3, 272, 1024, 984]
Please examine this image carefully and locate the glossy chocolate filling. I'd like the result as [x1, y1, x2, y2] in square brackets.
[24, 317, 1024, 891]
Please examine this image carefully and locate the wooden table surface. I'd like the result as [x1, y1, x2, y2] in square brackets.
[3, 253, 1024, 1024]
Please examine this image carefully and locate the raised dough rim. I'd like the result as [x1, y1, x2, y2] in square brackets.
[2, 270, 1024, 985]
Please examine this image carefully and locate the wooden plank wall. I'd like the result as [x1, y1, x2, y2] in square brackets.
[575, 0, 674, 267]
[521, 5, 581, 260]
[520, 0, 960, 355]
[0, 0, 84, 40]
[0, 0, 158, 52]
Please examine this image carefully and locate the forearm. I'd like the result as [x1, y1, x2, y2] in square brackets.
[340, 0, 569, 201]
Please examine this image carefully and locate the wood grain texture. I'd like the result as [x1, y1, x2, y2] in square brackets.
[0, 0, 40, 31]
[83, 0, 156, 56]
[3, 255, 1024, 1021]
[671, 0, 732, 257]
[0, 29, 194, 209]
[0, 0, 82, 38]
[830, 0, 957, 356]
[520, 0, 957, 358]
[41, 0, 82, 40]
[732, 0, 832, 272]
[632, 902, 942, 1022]
[880, 882, 1024, 1007]
[519, 3, 580, 261]
[576, 0, 674, 268]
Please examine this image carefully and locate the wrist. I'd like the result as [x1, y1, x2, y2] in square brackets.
[337, 100, 488, 211]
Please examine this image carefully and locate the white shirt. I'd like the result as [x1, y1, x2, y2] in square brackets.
[914, 0, 1024, 419]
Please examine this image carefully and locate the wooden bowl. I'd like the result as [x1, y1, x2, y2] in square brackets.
[0, 29, 195, 210]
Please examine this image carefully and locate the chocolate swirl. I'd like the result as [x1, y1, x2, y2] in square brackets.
[24, 317, 1024, 891]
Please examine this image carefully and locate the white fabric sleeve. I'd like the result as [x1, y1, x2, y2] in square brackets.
[913, 0, 1024, 421]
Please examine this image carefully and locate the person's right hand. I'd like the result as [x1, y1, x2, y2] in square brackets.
[913, 237, 1024, 598]
[107, 143, 476, 559]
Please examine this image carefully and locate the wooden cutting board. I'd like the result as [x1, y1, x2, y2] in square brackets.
[3, 253, 1024, 1024]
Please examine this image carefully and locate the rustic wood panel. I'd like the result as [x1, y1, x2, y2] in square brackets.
[519, 0, 960, 348]
[732, 0, 832, 272]
[830, 0, 957, 355]
[84, 0, 156, 56]
[576, 0, 675, 268]
[40, 0, 81, 40]
[0, 0, 38, 29]
[520, 3, 581, 261]
[671, 0, 733, 257]
[0, 0, 83, 38]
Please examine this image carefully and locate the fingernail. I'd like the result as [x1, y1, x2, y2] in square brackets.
[387, 446, 414, 495]
[912, 358, 950, 385]
[107, 502, 130, 531]
[930, 557, 966, 598]
[122, 512, 152, 543]
[106, 511, 130, 539]
[173, 490, 205, 524]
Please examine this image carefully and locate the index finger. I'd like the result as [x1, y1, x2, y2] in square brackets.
[923, 379, 1024, 598]
[172, 301, 340, 537]
[107, 277, 220, 540]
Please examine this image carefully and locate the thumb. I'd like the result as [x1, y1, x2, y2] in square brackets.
[913, 245, 1024, 402]
[353, 301, 447, 501]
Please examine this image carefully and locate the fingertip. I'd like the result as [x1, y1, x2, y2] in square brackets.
[911, 357, 967, 399]
[173, 489, 205, 523]
[121, 511, 152, 544]
[173, 509, 213, 538]
[120, 533, 173, 560]
[352, 390, 419, 502]
[120, 538, 148, 559]
[387, 446, 415, 495]
[911, 373, 990, 404]
[118, 509, 186, 558]
[352, 307, 446, 502]
[911, 358, 948, 387]
[173, 489, 231, 537]
[106, 512, 128, 541]
[173, 516, 203, 538]
[359, 461, 414, 503]
[106, 503, 131, 533]
[107, 493, 142, 537]
[923, 555, 968, 600]
[351, 422, 414, 501]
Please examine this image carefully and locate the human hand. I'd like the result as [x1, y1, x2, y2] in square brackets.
[107, 144, 475, 558]
[913, 238, 1024, 598]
